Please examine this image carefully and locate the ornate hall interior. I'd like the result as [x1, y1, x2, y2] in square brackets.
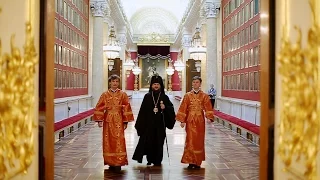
[1, 0, 319, 180]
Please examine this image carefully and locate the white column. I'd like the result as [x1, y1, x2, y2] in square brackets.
[90, 0, 109, 105]
[102, 23, 109, 91]
[118, 28, 127, 90]
[204, 1, 220, 93]
[182, 48, 188, 95]
[216, 8, 223, 98]
[120, 45, 126, 91]
[88, 12, 94, 97]
[200, 25, 208, 91]
[181, 33, 192, 96]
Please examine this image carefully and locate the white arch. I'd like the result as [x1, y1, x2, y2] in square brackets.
[130, 7, 179, 34]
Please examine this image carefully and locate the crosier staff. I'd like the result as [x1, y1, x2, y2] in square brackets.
[160, 100, 171, 165]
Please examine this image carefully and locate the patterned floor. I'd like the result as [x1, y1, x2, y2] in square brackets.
[54, 98, 259, 180]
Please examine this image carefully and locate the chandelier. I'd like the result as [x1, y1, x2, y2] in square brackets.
[174, 60, 184, 72]
[166, 60, 175, 76]
[173, 52, 185, 72]
[123, 58, 135, 70]
[132, 60, 141, 75]
[132, 65, 141, 75]
[103, 26, 121, 59]
[189, 27, 206, 72]
[166, 66, 174, 75]
[108, 59, 114, 71]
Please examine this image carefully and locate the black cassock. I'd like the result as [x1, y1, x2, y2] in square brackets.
[132, 91, 176, 165]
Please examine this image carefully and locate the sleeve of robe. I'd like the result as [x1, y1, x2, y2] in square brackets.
[203, 93, 214, 121]
[162, 95, 176, 129]
[122, 92, 134, 123]
[134, 94, 147, 136]
[176, 94, 189, 123]
[93, 93, 106, 122]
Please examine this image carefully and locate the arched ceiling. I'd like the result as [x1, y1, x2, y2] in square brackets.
[120, 0, 190, 35]
[130, 8, 178, 34]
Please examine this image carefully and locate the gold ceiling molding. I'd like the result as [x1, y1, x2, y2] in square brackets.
[277, 0, 319, 179]
[0, 2, 38, 179]
[134, 32, 174, 44]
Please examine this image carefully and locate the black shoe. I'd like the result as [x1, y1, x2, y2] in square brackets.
[113, 166, 121, 171]
[187, 164, 194, 169]
[153, 163, 162, 166]
[147, 162, 152, 165]
[194, 165, 201, 169]
[109, 166, 115, 170]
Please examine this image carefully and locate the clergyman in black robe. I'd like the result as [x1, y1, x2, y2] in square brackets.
[132, 75, 176, 166]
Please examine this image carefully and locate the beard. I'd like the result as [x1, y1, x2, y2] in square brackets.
[152, 88, 160, 92]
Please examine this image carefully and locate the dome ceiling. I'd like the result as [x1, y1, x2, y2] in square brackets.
[120, 0, 190, 35]
[130, 8, 178, 34]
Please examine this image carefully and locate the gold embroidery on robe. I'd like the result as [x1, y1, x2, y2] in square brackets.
[93, 89, 134, 166]
[94, 111, 104, 115]
[176, 90, 214, 166]
[104, 152, 127, 156]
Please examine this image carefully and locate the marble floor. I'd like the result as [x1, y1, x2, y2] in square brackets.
[54, 98, 259, 180]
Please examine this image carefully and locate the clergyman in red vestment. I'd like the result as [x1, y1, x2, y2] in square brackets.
[93, 74, 134, 171]
[176, 76, 214, 169]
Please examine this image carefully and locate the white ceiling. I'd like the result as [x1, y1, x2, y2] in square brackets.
[120, 0, 190, 34]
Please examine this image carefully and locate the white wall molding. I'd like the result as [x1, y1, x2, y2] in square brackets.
[54, 95, 93, 123]
[54, 95, 93, 103]
[216, 96, 261, 126]
[217, 96, 261, 107]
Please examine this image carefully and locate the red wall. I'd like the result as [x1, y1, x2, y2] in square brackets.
[221, 0, 260, 101]
[126, 52, 137, 90]
[55, 0, 89, 98]
[170, 52, 180, 91]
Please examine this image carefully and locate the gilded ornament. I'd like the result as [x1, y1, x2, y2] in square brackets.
[137, 32, 171, 43]
[0, 6, 37, 180]
[277, 0, 319, 179]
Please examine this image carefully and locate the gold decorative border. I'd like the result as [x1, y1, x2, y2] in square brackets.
[0, 1, 38, 179]
[277, 0, 319, 179]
